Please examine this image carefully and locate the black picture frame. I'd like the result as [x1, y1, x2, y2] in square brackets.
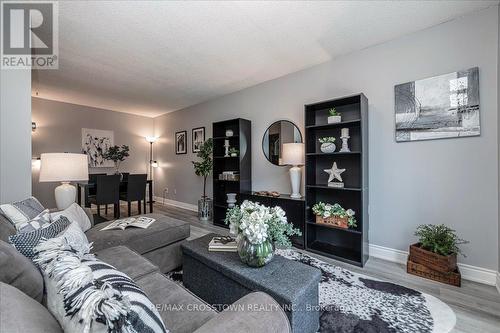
[175, 130, 187, 155]
[192, 127, 205, 153]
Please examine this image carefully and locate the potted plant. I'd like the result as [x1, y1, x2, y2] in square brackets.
[312, 202, 356, 229]
[103, 145, 130, 179]
[225, 200, 301, 267]
[410, 224, 468, 273]
[229, 147, 239, 157]
[192, 138, 213, 221]
[327, 107, 341, 124]
[318, 137, 336, 153]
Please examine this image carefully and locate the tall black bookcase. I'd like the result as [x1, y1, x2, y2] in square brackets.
[304, 94, 369, 267]
[212, 118, 252, 228]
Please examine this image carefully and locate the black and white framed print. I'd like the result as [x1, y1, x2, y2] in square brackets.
[175, 130, 187, 154]
[192, 127, 205, 153]
[395, 67, 480, 142]
[81, 128, 114, 167]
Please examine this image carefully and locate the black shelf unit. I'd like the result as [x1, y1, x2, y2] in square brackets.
[212, 118, 251, 228]
[304, 93, 368, 267]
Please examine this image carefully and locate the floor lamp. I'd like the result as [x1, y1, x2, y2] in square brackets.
[145, 137, 158, 204]
[145, 136, 158, 180]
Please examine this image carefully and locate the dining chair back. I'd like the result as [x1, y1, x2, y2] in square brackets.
[120, 174, 147, 216]
[95, 175, 121, 205]
[88, 173, 106, 196]
[124, 174, 147, 201]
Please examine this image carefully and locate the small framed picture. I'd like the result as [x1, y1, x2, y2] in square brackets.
[192, 127, 205, 153]
[175, 130, 187, 155]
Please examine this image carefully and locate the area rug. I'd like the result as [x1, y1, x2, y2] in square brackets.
[167, 249, 456, 333]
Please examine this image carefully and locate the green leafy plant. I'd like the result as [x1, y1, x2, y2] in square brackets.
[328, 107, 340, 117]
[318, 137, 336, 144]
[312, 202, 357, 228]
[192, 138, 213, 199]
[229, 147, 239, 155]
[415, 224, 468, 257]
[103, 145, 130, 172]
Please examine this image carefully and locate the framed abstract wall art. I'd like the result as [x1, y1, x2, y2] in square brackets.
[395, 67, 480, 142]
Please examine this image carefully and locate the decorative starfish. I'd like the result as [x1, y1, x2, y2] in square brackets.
[324, 162, 345, 183]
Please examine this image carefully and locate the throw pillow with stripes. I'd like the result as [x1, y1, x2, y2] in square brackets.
[0, 196, 45, 230]
[34, 236, 168, 333]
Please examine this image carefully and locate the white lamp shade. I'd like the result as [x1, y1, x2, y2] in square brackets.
[39, 153, 89, 182]
[282, 143, 304, 166]
[145, 136, 158, 143]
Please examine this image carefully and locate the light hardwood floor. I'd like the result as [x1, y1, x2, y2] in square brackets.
[96, 202, 500, 333]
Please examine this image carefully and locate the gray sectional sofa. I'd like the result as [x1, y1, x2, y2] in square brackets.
[0, 210, 291, 333]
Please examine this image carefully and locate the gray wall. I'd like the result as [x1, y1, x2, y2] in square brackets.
[154, 7, 499, 270]
[32, 98, 154, 207]
[0, 69, 32, 203]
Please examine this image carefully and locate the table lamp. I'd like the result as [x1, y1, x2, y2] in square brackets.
[39, 153, 89, 210]
[282, 143, 304, 199]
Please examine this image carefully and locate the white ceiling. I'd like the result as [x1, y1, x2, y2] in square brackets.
[32, 0, 498, 118]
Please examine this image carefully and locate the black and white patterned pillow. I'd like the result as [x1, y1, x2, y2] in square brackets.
[17, 209, 52, 233]
[0, 196, 45, 230]
[34, 237, 168, 333]
[8, 217, 71, 259]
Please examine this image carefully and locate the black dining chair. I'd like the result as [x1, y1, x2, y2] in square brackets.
[88, 175, 121, 219]
[119, 174, 147, 216]
[88, 173, 106, 196]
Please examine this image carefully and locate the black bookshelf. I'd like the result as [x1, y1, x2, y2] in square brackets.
[212, 118, 251, 228]
[304, 94, 369, 267]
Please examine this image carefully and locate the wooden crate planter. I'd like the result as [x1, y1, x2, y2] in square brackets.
[407, 260, 461, 287]
[315, 215, 348, 229]
[409, 243, 457, 273]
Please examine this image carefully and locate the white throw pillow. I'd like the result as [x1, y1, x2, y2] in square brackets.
[51, 203, 91, 232]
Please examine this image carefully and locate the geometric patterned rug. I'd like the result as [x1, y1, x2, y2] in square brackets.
[167, 248, 456, 333]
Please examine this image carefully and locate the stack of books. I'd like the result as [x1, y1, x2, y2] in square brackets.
[208, 236, 237, 252]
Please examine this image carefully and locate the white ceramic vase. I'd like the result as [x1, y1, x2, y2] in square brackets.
[226, 193, 237, 208]
[327, 116, 341, 124]
[320, 142, 336, 153]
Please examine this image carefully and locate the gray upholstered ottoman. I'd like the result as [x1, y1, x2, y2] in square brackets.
[181, 234, 321, 333]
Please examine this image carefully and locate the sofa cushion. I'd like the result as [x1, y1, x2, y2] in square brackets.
[0, 240, 44, 302]
[137, 272, 217, 333]
[0, 282, 63, 333]
[94, 245, 159, 280]
[86, 214, 190, 253]
[0, 214, 16, 242]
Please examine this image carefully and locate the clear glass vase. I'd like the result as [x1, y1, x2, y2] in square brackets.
[237, 237, 274, 267]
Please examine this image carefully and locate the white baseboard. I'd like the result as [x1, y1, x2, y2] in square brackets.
[369, 244, 408, 264]
[369, 244, 498, 286]
[150, 198, 498, 287]
[153, 196, 198, 212]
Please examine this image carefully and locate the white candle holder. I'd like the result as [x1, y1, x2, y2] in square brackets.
[224, 140, 230, 157]
[340, 135, 351, 152]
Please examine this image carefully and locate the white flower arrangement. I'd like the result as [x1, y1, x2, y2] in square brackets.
[225, 200, 301, 247]
[312, 202, 357, 228]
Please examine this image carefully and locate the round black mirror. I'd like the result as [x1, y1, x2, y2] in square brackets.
[262, 120, 302, 166]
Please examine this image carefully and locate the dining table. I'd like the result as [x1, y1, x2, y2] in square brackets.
[76, 179, 154, 213]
